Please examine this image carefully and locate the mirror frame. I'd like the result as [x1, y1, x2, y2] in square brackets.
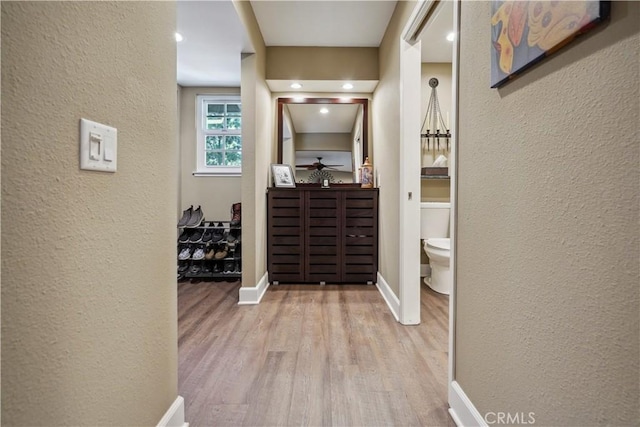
[277, 97, 369, 164]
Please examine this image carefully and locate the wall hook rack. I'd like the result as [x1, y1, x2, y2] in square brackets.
[421, 77, 451, 153]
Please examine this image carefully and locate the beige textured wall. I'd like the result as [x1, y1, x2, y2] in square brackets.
[266, 47, 378, 81]
[1, 2, 177, 425]
[456, 1, 639, 424]
[373, 0, 417, 295]
[421, 179, 450, 203]
[235, 1, 272, 287]
[179, 86, 242, 221]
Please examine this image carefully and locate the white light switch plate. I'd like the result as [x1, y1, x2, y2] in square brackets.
[80, 118, 117, 172]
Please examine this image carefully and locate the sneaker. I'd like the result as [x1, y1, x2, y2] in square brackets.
[204, 247, 216, 260]
[189, 229, 204, 243]
[189, 264, 201, 275]
[201, 264, 212, 275]
[227, 228, 240, 244]
[185, 206, 204, 227]
[235, 259, 242, 273]
[201, 228, 213, 243]
[178, 263, 189, 273]
[213, 262, 221, 273]
[211, 222, 225, 243]
[222, 260, 234, 273]
[178, 229, 192, 243]
[178, 247, 192, 260]
[178, 205, 193, 227]
[192, 247, 205, 260]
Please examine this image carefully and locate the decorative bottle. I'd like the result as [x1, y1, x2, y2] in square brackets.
[360, 157, 373, 188]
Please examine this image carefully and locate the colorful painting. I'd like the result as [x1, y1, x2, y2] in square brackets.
[491, 0, 610, 88]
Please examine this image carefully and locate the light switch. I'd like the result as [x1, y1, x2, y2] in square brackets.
[80, 118, 117, 172]
[89, 132, 101, 160]
[104, 139, 114, 162]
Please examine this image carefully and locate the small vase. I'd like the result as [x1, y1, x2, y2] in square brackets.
[360, 157, 373, 188]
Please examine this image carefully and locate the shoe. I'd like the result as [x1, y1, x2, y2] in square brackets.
[201, 264, 212, 275]
[178, 229, 192, 243]
[189, 264, 201, 275]
[213, 262, 221, 273]
[201, 228, 213, 243]
[178, 263, 189, 273]
[185, 206, 204, 227]
[178, 247, 192, 260]
[204, 247, 215, 260]
[230, 203, 241, 227]
[223, 260, 235, 273]
[192, 247, 205, 260]
[211, 222, 224, 243]
[214, 245, 229, 260]
[235, 259, 242, 273]
[189, 229, 204, 243]
[227, 228, 240, 244]
[178, 205, 193, 227]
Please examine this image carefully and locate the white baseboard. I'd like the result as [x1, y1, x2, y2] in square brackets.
[157, 395, 188, 427]
[449, 381, 486, 427]
[376, 272, 400, 322]
[238, 272, 269, 305]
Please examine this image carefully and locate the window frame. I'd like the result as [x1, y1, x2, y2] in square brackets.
[195, 94, 242, 176]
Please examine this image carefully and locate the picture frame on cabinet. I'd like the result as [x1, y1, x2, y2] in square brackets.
[271, 164, 296, 188]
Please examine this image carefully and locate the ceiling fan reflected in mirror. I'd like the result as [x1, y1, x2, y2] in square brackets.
[296, 157, 344, 171]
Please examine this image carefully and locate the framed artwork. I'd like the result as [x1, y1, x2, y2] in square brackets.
[491, 0, 610, 88]
[271, 164, 296, 188]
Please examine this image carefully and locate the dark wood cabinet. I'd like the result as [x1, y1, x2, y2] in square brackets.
[268, 187, 378, 284]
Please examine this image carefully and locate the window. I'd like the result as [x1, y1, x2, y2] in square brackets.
[195, 95, 242, 175]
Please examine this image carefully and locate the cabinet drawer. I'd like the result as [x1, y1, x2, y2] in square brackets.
[344, 236, 374, 246]
[271, 264, 304, 274]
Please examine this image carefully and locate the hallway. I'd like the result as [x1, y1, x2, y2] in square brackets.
[178, 282, 452, 426]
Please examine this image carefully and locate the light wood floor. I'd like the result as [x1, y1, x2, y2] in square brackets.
[178, 280, 452, 427]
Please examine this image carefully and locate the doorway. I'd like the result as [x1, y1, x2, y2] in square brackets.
[399, 0, 464, 422]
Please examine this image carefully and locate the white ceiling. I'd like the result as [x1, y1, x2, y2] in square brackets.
[250, 1, 397, 47]
[176, 1, 399, 89]
[176, 1, 251, 87]
[419, 0, 454, 63]
[287, 103, 360, 134]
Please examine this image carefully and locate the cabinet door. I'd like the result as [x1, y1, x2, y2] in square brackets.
[342, 190, 378, 283]
[305, 190, 341, 283]
[268, 190, 304, 283]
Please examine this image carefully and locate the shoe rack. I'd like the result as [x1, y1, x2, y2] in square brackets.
[177, 220, 242, 281]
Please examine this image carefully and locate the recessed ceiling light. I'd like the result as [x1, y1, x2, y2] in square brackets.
[175, 32, 183, 42]
[342, 83, 354, 90]
[446, 32, 455, 42]
[320, 107, 329, 114]
[290, 83, 302, 89]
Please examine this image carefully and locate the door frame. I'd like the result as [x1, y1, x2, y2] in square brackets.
[399, 0, 461, 413]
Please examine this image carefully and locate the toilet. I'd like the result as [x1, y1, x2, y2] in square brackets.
[420, 202, 451, 295]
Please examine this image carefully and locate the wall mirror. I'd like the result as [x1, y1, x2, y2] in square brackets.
[277, 97, 368, 183]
